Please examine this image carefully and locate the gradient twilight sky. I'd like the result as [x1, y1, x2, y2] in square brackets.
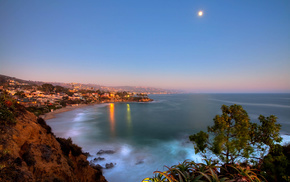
[0, 0, 289, 93]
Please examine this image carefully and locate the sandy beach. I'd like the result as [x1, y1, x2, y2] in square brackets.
[40, 99, 153, 120]
[40, 104, 89, 120]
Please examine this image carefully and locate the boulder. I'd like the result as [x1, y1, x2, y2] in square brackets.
[105, 163, 115, 169]
[94, 157, 105, 161]
[97, 149, 115, 155]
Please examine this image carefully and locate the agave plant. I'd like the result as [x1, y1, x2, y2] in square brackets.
[165, 160, 203, 182]
[142, 171, 176, 182]
[198, 168, 233, 182]
[143, 159, 227, 182]
[227, 164, 266, 182]
[142, 159, 268, 182]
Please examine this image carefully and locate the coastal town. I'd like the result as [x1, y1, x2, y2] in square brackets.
[0, 76, 154, 116]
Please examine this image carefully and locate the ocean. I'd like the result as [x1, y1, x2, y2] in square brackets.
[47, 94, 290, 182]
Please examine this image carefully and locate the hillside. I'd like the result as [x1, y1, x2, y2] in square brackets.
[0, 94, 107, 182]
[0, 74, 179, 94]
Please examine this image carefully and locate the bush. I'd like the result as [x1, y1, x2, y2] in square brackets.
[77, 159, 89, 168]
[142, 159, 264, 182]
[70, 143, 82, 156]
[22, 151, 36, 166]
[27, 106, 48, 116]
[40, 144, 52, 162]
[0, 93, 26, 126]
[37, 117, 52, 134]
[260, 143, 290, 182]
[0, 166, 26, 182]
[14, 157, 22, 166]
[0, 95, 16, 126]
[56, 137, 82, 157]
[0, 149, 11, 162]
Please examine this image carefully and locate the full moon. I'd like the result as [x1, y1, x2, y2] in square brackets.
[198, 11, 203, 16]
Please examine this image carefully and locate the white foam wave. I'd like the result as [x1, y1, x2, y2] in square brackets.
[282, 134, 290, 145]
[86, 138, 204, 182]
[73, 113, 85, 122]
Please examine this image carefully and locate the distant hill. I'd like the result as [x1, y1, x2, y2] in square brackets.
[0, 74, 180, 94]
[0, 74, 46, 86]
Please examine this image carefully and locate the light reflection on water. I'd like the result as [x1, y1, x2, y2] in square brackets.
[109, 103, 115, 137]
[127, 104, 132, 134]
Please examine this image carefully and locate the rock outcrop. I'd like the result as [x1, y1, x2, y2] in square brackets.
[0, 102, 107, 182]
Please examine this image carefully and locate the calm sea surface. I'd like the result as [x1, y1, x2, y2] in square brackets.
[47, 94, 290, 182]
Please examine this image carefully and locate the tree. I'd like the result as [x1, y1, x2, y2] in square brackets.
[14, 91, 25, 99]
[41, 84, 54, 94]
[55, 85, 67, 93]
[189, 104, 282, 164]
[260, 143, 290, 182]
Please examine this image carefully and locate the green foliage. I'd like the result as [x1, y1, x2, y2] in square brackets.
[252, 115, 282, 149]
[55, 85, 67, 93]
[143, 159, 264, 182]
[14, 91, 25, 99]
[189, 104, 281, 164]
[189, 131, 209, 154]
[259, 143, 290, 182]
[27, 106, 49, 116]
[56, 137, 83, 157]
[0, 93, 26, 126]
[116, 91, 128, 98]
[41, 83, 55, 94]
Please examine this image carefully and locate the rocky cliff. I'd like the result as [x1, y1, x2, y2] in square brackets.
[0, 95, 107, 182]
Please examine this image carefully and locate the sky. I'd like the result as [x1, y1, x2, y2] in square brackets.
[0, 0, 289, 93]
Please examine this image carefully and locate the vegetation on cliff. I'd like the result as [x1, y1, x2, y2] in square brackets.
[0, 93, 107, 182]
[0, 93, 26, 126]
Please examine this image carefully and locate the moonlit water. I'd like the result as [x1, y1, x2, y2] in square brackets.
[47, 94, 290, 182]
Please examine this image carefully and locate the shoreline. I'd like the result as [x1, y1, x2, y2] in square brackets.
[40, 99, 153, 120]
[39, 104, 89, 120]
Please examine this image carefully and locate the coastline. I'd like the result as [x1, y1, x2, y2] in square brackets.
[40, 98, 153, 120]
[39, 104, 89, 120]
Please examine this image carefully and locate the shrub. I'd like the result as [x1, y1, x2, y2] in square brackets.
[14, 157, 22, 166]
[0, 95, 16, 126]
[142, 159, 264, 182]
[259, 143, 290, 182]
[77, 159, 89, 168]
[22, 151, 36, 166]
[0, 93, 26, 126]
[37, 117, 52, 134]
[0, 166, 26, 182]
[70, 143, 82, 156]
[56, 137, 82, 157]
[40, 144, 52, 162]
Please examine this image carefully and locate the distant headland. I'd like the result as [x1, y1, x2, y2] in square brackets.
[0, 74, 173, 117]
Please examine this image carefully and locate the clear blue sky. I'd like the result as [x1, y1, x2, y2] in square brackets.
[1, 0, 289, 92]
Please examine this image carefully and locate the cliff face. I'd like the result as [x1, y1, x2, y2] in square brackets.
[0, 106, 107, 182]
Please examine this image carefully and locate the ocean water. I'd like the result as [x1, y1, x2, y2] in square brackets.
[47, 94, 290, 182]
